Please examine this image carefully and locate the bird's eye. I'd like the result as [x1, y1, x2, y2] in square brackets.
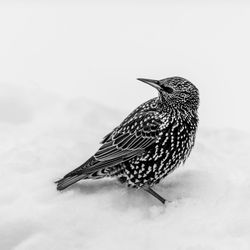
[162, 86, 174, 94]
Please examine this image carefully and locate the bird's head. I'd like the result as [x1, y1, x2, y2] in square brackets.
[137, 76, 199, 111]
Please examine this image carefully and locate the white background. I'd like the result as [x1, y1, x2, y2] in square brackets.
[1, 1, 250, 250]
[0, 0, 250, 131]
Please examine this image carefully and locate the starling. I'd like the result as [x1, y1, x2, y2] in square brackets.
[56, 77, 199, 204]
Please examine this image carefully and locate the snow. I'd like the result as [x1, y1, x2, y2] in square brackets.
[1, 83, 250, 250]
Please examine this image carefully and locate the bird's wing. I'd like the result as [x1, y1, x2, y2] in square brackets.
[56, 111, 162, 190]
[100, 130, 115, 144]
[81, 111, 162, 173]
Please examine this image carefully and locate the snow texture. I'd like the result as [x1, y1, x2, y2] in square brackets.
[1, 84, 250, 250]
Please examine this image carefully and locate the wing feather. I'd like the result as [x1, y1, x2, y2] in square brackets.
[76, 111, 163, 174]
[94, 111, 161, 162]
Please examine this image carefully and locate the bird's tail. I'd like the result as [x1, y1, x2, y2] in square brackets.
[55, 156, 107, 191]
[55, 155, 127, 191]
[55, 174, 88, 191]
[55, 167, 109, 190]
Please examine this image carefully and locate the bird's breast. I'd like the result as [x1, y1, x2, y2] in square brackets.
[154, 112, 197, 166]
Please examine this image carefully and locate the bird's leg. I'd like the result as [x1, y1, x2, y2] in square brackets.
[144, 187, 166, 204]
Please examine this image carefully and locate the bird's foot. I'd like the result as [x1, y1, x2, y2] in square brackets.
[144, 187, 170, 205]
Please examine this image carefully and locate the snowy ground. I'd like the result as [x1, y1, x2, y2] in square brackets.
[1, 84, 250, 250]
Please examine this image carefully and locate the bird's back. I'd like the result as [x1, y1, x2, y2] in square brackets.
[113, 104, 199, 188]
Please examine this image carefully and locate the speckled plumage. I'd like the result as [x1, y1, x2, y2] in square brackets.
[56, 76, 199, 204]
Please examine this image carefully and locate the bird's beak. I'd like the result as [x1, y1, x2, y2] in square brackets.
[137, 78, 161, 91]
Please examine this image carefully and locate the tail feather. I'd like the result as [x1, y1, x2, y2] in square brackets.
[56, 168, 110, 190]
[55, 154, 132, 191]
[56, 174, 87, 191]
[56, 161, 112, 191]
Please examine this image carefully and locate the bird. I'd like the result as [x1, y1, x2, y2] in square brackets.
[56, 76, 199, 204]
